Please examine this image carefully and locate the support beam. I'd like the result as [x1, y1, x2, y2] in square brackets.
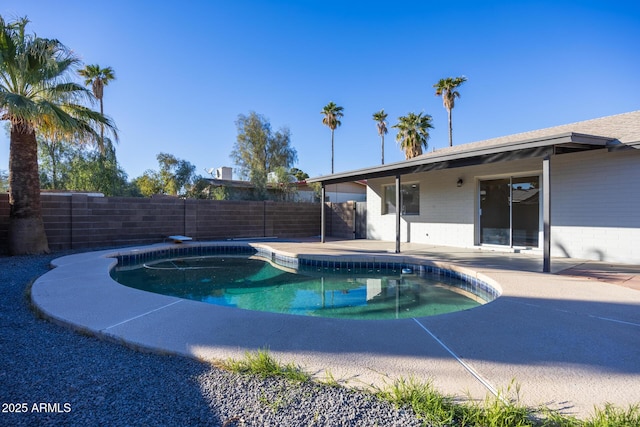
[395, 174, 401, 253]
[321, 184, 326, 243]
[543, 156, 551, 273]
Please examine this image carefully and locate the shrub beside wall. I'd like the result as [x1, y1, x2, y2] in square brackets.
[0, 194, 356, 253]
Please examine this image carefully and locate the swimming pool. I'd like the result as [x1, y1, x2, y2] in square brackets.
[111, 247, 496, 320]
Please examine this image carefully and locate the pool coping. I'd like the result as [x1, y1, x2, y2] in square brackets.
[111, 241, 501, 308]
[30, 239, 640, 419]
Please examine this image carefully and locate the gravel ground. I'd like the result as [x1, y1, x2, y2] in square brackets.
[0, 252, 424, 426]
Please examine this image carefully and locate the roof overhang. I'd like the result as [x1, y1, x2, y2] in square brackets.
[608, 139, 640, 151]
[308, 132, 612, 185]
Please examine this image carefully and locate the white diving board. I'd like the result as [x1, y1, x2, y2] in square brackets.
[167, 235, 193, 243]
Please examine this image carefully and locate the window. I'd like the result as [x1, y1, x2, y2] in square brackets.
[383, 183, 420, 215]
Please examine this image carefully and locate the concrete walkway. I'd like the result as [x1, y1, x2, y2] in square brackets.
[31, 239, 640, 419]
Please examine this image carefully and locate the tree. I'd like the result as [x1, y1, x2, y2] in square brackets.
[0, 16, 117, 254]
[0, 169, 8, 192]
[37, 132, 73, 190]
[372, 109, 388, 164]
[133, 171, 163, 197]
[184, 177, 217, 199]
[65, 142, 129, 196]
[78, 65, 118, 196]
[270, 166, 297, 201]
[231, 112, 297, 199]
[78, 64, 116, 152]
[133, 153, 198, 197]
[289, 167, 309, 181]
[37, 134, 131, 196]
[159, 153, 197, 196]
[38, 134, 65, 190]
[320, 101, 344, 174]
[433, 76, 467, 147]
[393, 112, 434, 159]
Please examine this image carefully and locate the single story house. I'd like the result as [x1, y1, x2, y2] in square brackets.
[205, 175, 366, 203]
[308, 111, 640, 270]
[296, 180, 367, 203]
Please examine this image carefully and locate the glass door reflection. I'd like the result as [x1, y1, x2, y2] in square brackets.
[480, 175, 540, 247]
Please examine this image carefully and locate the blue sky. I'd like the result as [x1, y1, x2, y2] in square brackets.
[1, 0, 639, 181]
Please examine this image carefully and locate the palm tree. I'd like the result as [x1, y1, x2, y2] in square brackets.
[372, 109, 388, 164]
[433, 76, 467, 147]
[79, 64, 115, 152]
[320, 101, 344, 174]
[0, 16, 117, 254]
[392, 112, 434, 159]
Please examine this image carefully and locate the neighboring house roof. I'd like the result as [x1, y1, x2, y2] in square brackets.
[308, 110, 640, 185]
[206, 178, 369, 192]
[206, 178, 255, 188]
[298, 180, 367, 191]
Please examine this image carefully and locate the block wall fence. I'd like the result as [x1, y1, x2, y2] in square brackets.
[0, 194, 358, 254]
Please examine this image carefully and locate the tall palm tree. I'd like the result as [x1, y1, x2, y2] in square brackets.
[79, 64, 115, 152]
[320, 101, 344, 174]
[372, 109, 388, 164]
[392, 112, 433, 159]
[0, 16, 117, 254]
[433, 76, 467, 147]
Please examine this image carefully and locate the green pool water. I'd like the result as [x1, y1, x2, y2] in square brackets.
[111, 255, 481, 320]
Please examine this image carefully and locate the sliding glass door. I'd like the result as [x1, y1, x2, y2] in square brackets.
[480, 179, 511, 245]
[511, 176, 540, 247]
[479, 176, 540, 247]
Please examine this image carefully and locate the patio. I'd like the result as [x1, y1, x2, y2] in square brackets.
[30, 238, 640, 418]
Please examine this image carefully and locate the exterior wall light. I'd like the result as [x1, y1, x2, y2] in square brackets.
[457, 178, 464, 187]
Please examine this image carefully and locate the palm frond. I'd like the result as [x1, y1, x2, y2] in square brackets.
[1, 16, 116, 150]
[62, 102, 119, 142]
[433, 76, 467, 98]
[46, 81, 94, 104]
[34, 100, 118, 152]
[373, 109, 388, 136]
[393, 112, 433, 159]
[0, 90, 40, 124]
[78, 64, 116, 99]
[321, 101, 344, 131]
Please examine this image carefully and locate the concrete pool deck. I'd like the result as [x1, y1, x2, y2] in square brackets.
[31, 239, 640, 419]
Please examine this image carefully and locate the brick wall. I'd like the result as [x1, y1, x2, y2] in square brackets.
[0, 194, 329, 253]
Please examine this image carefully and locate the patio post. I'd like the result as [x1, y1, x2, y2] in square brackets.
[543, 155, 551, 272]
[321, 183, 326, 243]
[395, 174, 401, 253]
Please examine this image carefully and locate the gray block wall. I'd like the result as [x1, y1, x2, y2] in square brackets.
[0, 194, 356, 253]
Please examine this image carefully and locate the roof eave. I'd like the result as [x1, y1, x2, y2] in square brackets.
[308, 132, 611, 185]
